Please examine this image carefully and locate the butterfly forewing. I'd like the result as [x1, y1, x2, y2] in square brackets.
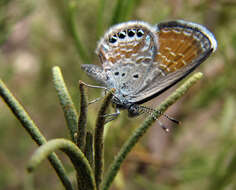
[156, 20, 216, 73]
[128, 20, 217, 104]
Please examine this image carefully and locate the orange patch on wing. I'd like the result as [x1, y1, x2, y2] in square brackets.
[155, 29, 203, 73]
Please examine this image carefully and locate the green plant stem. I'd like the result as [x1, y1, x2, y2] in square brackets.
[52, 66, 78, 142]
[101, 72, 204, 190]
[96, 0, 106, 39]
[76, 81, 88, 190]
[110, 0, 123, 25]
[85, 131, 94, 169]
[121, 0, 139, 22]
[0, 79, 74, 190]
[67, 0, 91, 64]
[110, 0, 139, 25]
[77, 81, 88, 151]
[28, 139, 96, 190]
[209, 96, 236, 189]
[94, 89, 114, 190]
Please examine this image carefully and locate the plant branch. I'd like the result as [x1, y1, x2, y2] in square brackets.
[77, 81, 88, 151]
[28, 139, 96, 190]
[85, 131, 94, 169]
[0, 79, 74, 190]
[52, 66, 78, 142]
[94, 89, 114, 190]
[96, 0, 106, 39]
[67, 0, 91, 64]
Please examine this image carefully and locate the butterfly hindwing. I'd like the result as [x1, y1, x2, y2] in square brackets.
[95, 21, 160, 96]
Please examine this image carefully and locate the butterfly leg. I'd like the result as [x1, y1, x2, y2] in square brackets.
[88, 97, 104, 105]
[103, 108, 120, 124]
[87, 90, 115, 105]
[80, 81, 107, 90]
[80, 81, 108, 106]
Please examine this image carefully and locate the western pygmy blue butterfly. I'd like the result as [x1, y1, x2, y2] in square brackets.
[81, 20, 217, 121]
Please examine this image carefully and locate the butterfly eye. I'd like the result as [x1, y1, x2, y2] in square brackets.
[118, 31, 126, 39]
[137, 29, 144, 37]
[109, 35, 117, 43]
[127, 29, 135, 37]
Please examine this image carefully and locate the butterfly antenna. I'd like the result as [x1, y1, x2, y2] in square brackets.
[157, 120, 170, 132]
[162, 113, 180, 125]
[139, 105, 180, 125]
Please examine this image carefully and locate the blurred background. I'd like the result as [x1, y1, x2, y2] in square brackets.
[0, 0, 235, 189]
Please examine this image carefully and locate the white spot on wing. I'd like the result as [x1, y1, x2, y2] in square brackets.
[140, 35, 151, 52]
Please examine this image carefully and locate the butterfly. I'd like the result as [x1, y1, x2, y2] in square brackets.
[81, 20, 217, 119]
